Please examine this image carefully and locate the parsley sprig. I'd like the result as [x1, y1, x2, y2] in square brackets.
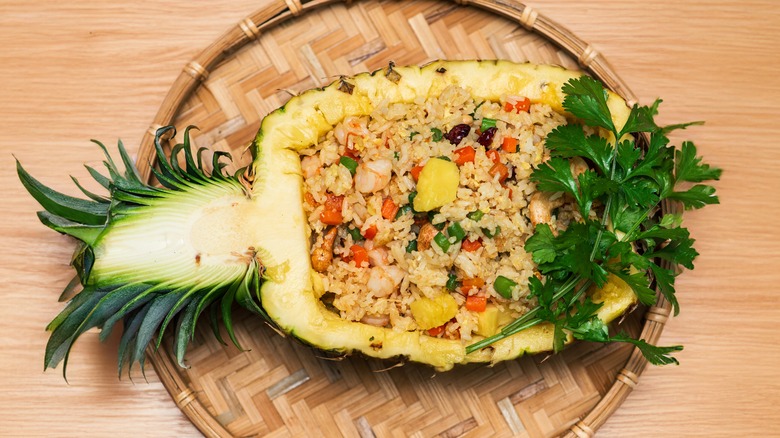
[465, 77, 721, 365]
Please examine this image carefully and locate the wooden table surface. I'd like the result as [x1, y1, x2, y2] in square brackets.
[1, 1, 778, 436]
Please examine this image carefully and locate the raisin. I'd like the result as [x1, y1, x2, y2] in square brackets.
[444, 124, 471, 145]
[476, 127, 497, 147]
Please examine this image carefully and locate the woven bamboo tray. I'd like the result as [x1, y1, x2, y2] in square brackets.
[134, 0, 675, 436]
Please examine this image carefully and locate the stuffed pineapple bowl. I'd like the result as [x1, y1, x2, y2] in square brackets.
[19, 60, 719, 374]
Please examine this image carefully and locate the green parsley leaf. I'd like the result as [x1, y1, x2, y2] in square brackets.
[610, 332, 683, 366]
[665, 184, 720, 210]
[431, 127, 443, 142]
[675, 141, 723, 183]
[561, 76, 615, 132]
[546, 125, 612, 175]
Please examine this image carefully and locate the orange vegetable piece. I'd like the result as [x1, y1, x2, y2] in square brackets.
[427, 324, 446, 337]
[461, 238, 482, 252]
[350, 245, 369, 267]
[320, 193, 344, 225]
[486, 150, 501, 164]
[410, 165, 424, 182]
[453, 146, 476, 165]
[465, 295, 487, 312]
[363, 224, 378, 240]
[501, 137, 518, 153]
[460, 277, 485, 293]
[381, 197, 399, 220]
[489, 162, 509, 184]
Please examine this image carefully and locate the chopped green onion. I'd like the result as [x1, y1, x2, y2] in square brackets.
[347, 226, 363, 241]
[339, 156, 358, 175]
[406, 239, 418, 253]
[395, 204, 412, 219]
[494, 276, 517, 299]
[480, 118, 497, 131]
[467, 210, 484, 221]
[447, 222, 466, 243]
[469, 101, 484, 118]
[428, 211, 446, 230]
[481, 226, 501, 238]
[446, 273, 459, 291]
[437, 155, 451, 162]
[431, 127, 443, 142]
[408, 192, 418, 212]
[394, 151, 400, 160]
[434, 232, 451, 252]
[409, 131, 419, 140]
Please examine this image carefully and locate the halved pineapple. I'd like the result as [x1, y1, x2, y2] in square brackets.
[19, 60, 636, 373]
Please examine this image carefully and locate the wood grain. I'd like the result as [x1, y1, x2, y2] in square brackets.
[0, 1, 778, 437]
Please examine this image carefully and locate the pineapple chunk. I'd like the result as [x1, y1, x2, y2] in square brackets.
[475, 305, 500, 337]
[413, 158, 459, 212]
[410, 294, 458, 330]
[475, 305, 516, 337]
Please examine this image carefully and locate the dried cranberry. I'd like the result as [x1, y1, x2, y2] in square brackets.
[444, 124, 471, 145]
[476, 127, 497, 147]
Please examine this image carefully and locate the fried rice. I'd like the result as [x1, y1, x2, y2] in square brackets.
[300, 84, 571, 341]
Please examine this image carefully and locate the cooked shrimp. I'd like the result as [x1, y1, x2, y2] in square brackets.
[360, 314, 390, 327]
[417, 223, 438, 251]
[528, 191, 564, 229]
[365, 241, 389, 267]
[354, 159, 392, 193]
[300, 155, 321, 179]
[311, 227, 338, 272]
[570, 157, 589, 184]
[334, 116, 370, 149]
[367, 265, 404, 297]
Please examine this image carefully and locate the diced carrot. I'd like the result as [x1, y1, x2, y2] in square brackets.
[381, 197, 399, 220]
[486, 150, 501, 164]
[489, 162, 509, 184]
[514, 97, 531, 112]
[427, 324, 446, 337]
[465, 295, 487, 312]
[350, 245, 369, 267]
[410, 165, 424, 181]
[363, 225, 378, 240]
[304, 192, 316, 206]
[501, 137, 518, 153]
[503, 102, 514, 112]
[344, 145, 359, 159]
[320, 193, 344, 225]
[461, 277, 485, 293]
[461, 238, 482, 252]
[453, 146, 476, 165]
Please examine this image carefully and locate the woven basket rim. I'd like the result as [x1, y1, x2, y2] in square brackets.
[138, 1, 676, 436]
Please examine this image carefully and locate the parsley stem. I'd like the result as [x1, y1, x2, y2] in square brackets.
[589, 129, 622, 262]
[620, 207, 653, 242]
[465, 274, 582, 354]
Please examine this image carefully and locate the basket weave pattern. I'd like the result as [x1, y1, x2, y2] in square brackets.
[138, 1, 674, 436]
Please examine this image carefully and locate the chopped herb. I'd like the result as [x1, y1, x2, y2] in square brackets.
[431, 127, 443, 142]
[408, 191, 418, 212]
[339, 156, 358, 175]
[467, 210, 485, 221]
[346, 226, 363, 242]
[446, 273, 459, 291]
[447, 222, 466, 243]
[481, 226, 500, 238]
[394, 151, 400, 160]
[493, 276, 517, 299]
[395, 204, 412, 219]
[465, 75, 721, 367]
[480, 118, 497, 131]
[469, 101, 484, 118]
[433, 232, 450, 252]
[405, 239, 418, 253]
[409, 131, 419, 140]
[437, 155, 451, 162]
